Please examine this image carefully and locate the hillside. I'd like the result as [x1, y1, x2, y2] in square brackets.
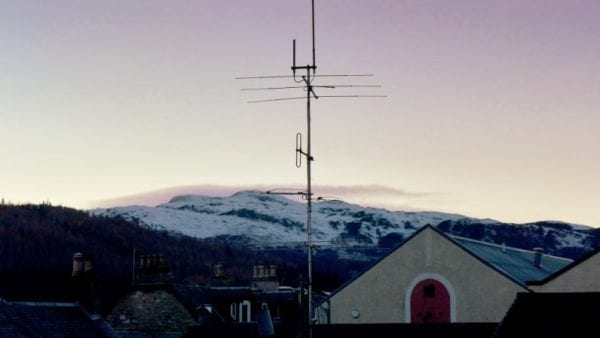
[2, 196, 598, 311]
[0, 203, 332, 312]
[93, 190, 597, 259]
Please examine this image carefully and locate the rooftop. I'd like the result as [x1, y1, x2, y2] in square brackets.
[0, 300, 117, 338]
[452, 235, 573, 285]
[492, 292, 600, 338]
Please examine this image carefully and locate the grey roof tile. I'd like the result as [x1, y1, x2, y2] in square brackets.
[0, 301, 117, 338]
[452, 236, 572, 284]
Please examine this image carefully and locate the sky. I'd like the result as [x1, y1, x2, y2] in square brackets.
[1, 0, 599, 227]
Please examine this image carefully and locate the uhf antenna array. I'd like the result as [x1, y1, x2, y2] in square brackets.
[237, 0, 385, 332]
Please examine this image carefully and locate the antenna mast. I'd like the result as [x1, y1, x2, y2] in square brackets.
[291, 0, 317, 333]
[237, 1, 385, 334]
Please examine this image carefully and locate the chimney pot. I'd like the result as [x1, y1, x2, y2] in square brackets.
[157, 255, 168, 272]
[84, 256, 93, 273]
[139, 255, 146, 270]
[533, 248, 543, 267]
[213, 263, 224, 278]
[150, 254, 157, 270]
[72, 252, 84, 276]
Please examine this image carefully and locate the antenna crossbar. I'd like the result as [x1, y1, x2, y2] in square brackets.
[235, 74, 373, 80]
[248, 94, 386, 103]
[241, 84, 381, 91]
[317, 95, 388, 99]
[248, 97, 306, 103]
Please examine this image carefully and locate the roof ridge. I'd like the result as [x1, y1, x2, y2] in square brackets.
[450, 235, 572, 262]
[11, 301, 78, 307]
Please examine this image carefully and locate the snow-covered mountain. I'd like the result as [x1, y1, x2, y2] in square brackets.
[91, 190, 594, 259]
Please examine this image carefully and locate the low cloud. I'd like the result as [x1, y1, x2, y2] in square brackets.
[89, 184, 270, 208]
[89, 183, 440, 212]
[311, 184, 430, 199]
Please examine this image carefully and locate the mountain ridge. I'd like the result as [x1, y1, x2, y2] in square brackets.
[91, 190, 595, 259]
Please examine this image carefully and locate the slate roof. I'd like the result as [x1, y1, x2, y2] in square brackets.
[492, 292, 600, 338]
[0, 300, 118, 338]
[451, 235, 573, 285]
[171, 284, 297, 312]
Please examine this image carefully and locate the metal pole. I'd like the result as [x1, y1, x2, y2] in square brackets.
[306, 68, 313, 336]
[132, 248, 136, 285]
[311, 0, 316, 72]
[308, 1, 316, 335]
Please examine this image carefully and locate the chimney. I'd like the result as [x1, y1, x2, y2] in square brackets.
[533, 248, 543, 267]
[157, 255, 168, 272]
[136, 253, 170, 284]
[72, 252, 84, 276]
[140, 255, 149, 270]
[150, 254, 157, 271]
[213, 263, 224, 278]
[71, 252, 93, 310]
[84, 256, 94, 274]
[251, 264, 280, 292]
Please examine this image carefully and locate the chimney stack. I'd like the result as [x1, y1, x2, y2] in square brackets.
[213, 263, 224, 278]
[533, 248, 543, 267]
[136, 253, 170, 284]
[72, 252, 84, 276]
[84, 256, 94, 274]
[251, 264, 279, 292]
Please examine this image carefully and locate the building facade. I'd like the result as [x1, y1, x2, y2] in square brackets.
[325, 225, 571, 324]
[529, 247, 600, 292]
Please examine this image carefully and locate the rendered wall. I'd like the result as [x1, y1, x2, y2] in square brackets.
[532, 251, 600, 292]
[329, 228, 527, 324]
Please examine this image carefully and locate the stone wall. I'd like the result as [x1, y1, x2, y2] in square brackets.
[107, 289, 197, 333]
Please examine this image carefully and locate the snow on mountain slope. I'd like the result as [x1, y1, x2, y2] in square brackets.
[91, 190, 465, 244]
[91, 190, 593, 257]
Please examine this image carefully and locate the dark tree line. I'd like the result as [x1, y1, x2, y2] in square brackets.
[0, 203, 356, 313]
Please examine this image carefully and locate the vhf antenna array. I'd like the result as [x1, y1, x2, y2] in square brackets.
[237, 0, 385, 333]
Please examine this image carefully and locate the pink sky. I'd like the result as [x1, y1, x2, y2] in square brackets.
[1, 0, 599, 227]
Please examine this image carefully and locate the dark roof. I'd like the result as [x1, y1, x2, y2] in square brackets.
[492, 292, 600, 338]
[171, 284, 297, 312]
[0, 300, 118, 338]
[329, 225, 572, 298]
[313, 323, 497, 338]
[451, 236, 572, 285]
[183, 322, 260, 338]
[185, 322, 496, 338]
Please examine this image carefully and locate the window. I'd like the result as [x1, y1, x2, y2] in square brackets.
[423, 283, 436, 298]
[230, 300, 252, 322]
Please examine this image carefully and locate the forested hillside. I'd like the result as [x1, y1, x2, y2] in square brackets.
[0, 203, 343, 313]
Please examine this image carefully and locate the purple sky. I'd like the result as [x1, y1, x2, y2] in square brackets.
[2, 1, 599, 227]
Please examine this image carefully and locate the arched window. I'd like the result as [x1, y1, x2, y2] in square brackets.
[405, 273, 456, 323]
[230, 300, 252, 322]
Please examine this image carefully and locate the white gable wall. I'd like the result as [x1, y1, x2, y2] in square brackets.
[531, 250, 600, 292]
[328, 227, 528, 324]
